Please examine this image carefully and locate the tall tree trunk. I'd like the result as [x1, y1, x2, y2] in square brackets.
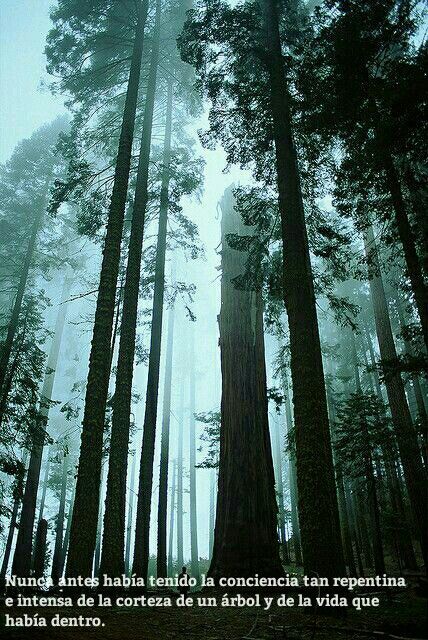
[365, 451, 385, 575]
[282, 369, 302, 565]
[125, 451, 137, 577]
[66, 0, 149, 578]
[261, 0, 344, 578]
[272, 413, 290, 564]
[363, 224, 427, 568]
[209, 187, 283, 578]
[37, 448, 51, 523]
[345, 484, 365, 576]
[395, 294, 427, 465]
[177, 383, 184, 569]
[12, 277, 71, 577]
[384, 455, 418, 571]
[157, 301, 175, 578]
[325, 368, 357, 578]
[51, 453, 69, 582]
[350, 329, 385, 575]
[208, 469, 216, 560]
[33, 519, 48, 579]
[100, 1, 161, 578]
[93, 464, 106, 578]
[0, 455, 27, 584]
[382, 154, 428, 351]
[60, 476, 76, 578]
[167, 459, 177, 577]
[188, 325, 200, 581]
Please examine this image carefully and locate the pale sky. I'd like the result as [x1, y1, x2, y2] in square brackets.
[0, 0, 66, 162]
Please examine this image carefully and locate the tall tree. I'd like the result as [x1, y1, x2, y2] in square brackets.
[100, 0, 161, 578]
[363, 223, 427, 567]
[188, 325, 200, 581]
[260, 0, 345, 577]
[157, 301, 175, 578]
[64, 0, 150, 578]
[12, 277, 71, 577]
[209, 186, 283, 578]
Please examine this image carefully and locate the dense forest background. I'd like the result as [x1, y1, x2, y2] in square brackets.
[0, 1, 427, 635]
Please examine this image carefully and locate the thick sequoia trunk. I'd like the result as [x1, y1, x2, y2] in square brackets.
[176, 383, 184, 569]
[100, 1, 161, 578]
[0, 201, 45, 398]
[66, 0, 149, 579]
[188, 326, 200, 581]
[167, 459, 177, 577]
[208, 187, 283, 579]
[157, 302, 175, 578]
[363, 224, 427, 568]
[12, 278, 70, 577]
[51, 454, 69, 582]
[260, 0, 344, 578]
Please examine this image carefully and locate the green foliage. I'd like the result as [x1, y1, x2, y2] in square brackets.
[334, 391, 394, 480]
[195, 410, 220, 468]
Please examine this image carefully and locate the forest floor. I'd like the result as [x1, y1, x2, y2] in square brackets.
[1, 588, 427, 640]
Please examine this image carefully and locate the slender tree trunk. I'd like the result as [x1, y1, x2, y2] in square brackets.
[384, 455, 418, 571]
[100, 3, 161, 577]
[188, 325, 200, 581]
[177, 383, 184, 569]
[363, 224, 427, 567]
[403, 165, 428, 275]
[12, 277, 71, 577]
[364, 449, 385, 575]
[354, 485, 373, 568]
[261, 0, 344, 577]
[101, 0, 163, 580]
[382, 154, 428, 351]
[0, 456, 27, 584]
[208, 469, 216, 560]
[125, 451, 137, 577]
[0, 204, 45, 397]
[167, 459, 177, 577]
[272, 413, 290, 564]
[282, 370, 302, 565]
[60, 476, 76, 577]
[350, 329, 385, 575]
[37, 448, 51, 523]
[66, 0, 149, 578]
[395, 294, 427, 465]
[157, 302, 175, 578]
[326, 374, 357, 577]
[345, 484, 365, 577]
[51, 454, 69, 582]
[93, 464, 106, 578]
[33, 519, 48, 579]
[209, 187, 283, 578]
